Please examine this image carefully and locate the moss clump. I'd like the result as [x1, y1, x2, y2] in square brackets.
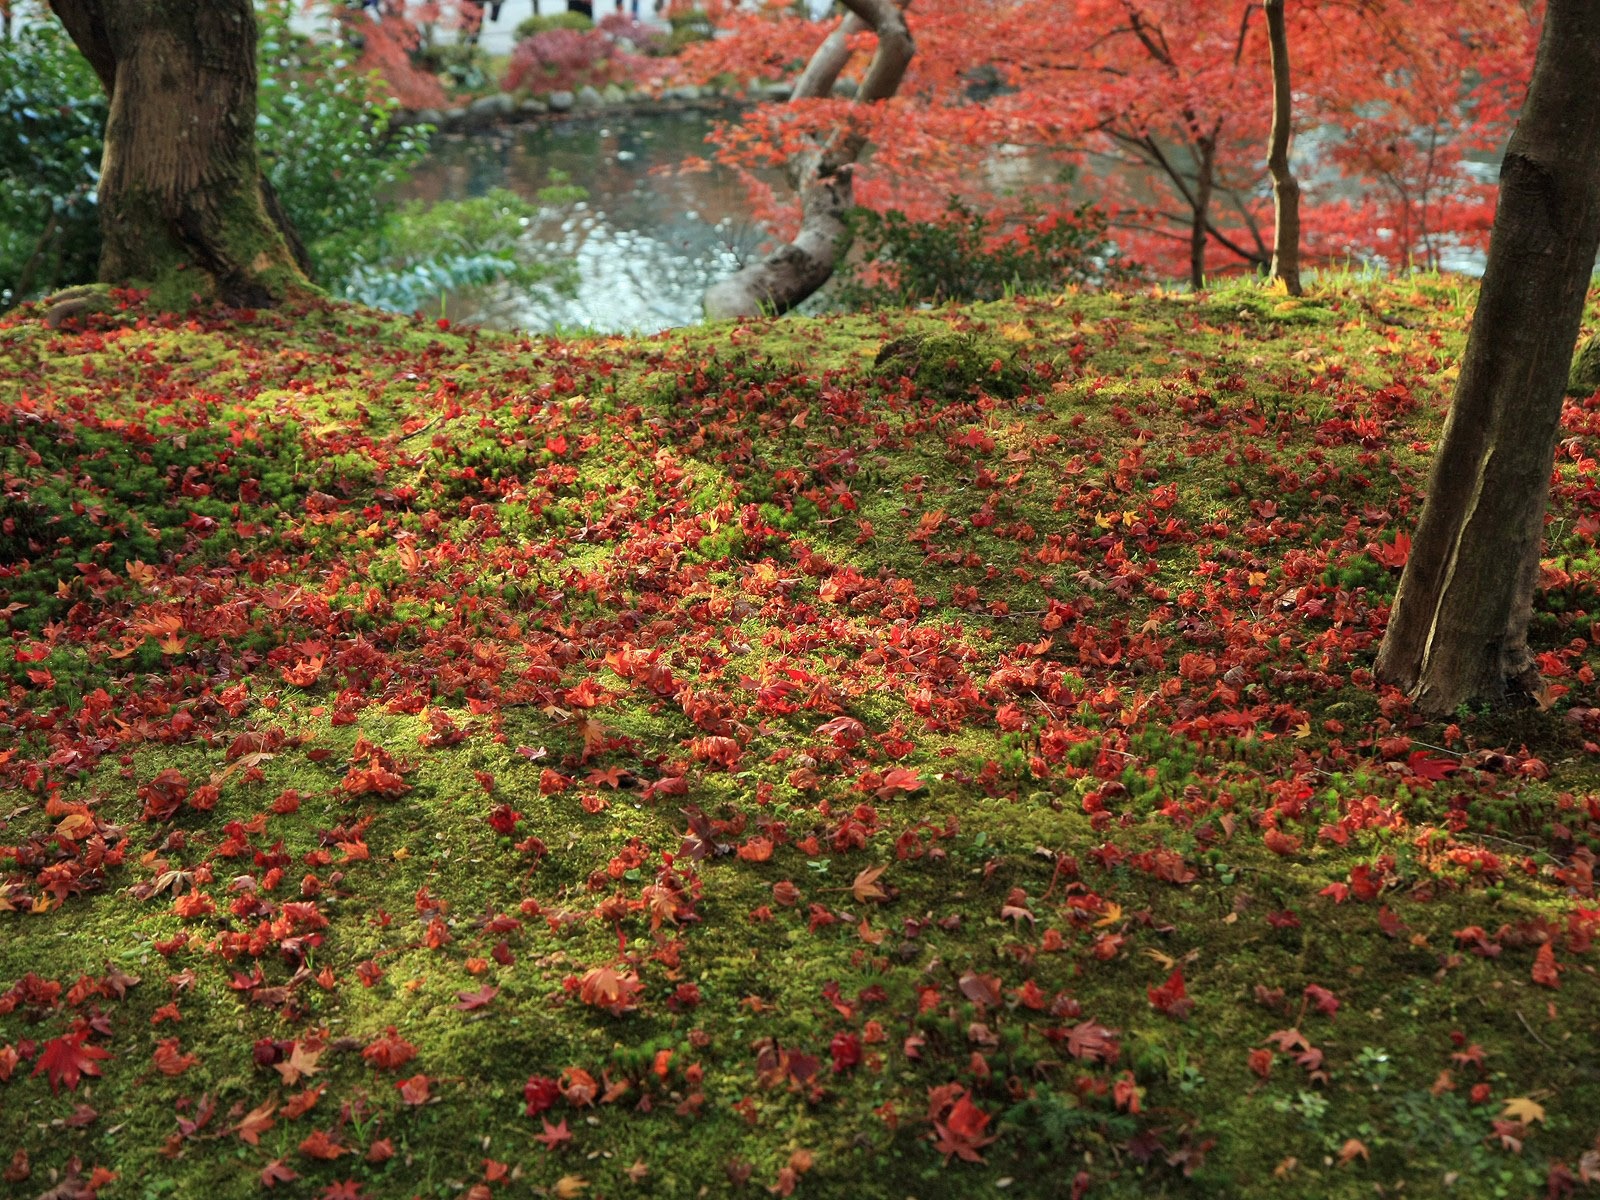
[1569, 332, 1600, 395]
[872, 330, 1027, 398]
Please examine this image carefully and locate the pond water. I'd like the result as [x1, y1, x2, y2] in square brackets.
[402, 109, 769, 333]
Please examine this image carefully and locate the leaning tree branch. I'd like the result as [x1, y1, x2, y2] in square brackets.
[704, 0, 912, 320]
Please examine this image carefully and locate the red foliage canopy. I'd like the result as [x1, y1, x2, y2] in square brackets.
[675, 0, 1541, 277]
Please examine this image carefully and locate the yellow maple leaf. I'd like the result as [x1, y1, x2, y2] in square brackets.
[1094, 902, 1123, 928]
[1502, 1096, 1546, 1124]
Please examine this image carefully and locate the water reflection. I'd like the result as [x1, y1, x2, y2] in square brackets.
[403, 111, 769, 333]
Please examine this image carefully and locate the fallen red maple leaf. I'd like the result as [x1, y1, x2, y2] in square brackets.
[1148, 967, 1194, 1019]
[932, 1093, 998, 1163]
[454, 984, 499, 1011]
[1064, 1019, 1119, 1063]
[577, 966, 642, 1015]
[32, 1030, 111, 1094]
[535, 1117, 573, 1150]
[259, 1160, 298, 1188]
[875, 766, 924, 797]
[234, 1100, 277, 1145]
[1532, 942, 1562, 989]
[298, 1128, 346, 1160]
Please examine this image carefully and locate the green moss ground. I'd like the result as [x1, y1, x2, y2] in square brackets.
[3, 281, 1600, 1199]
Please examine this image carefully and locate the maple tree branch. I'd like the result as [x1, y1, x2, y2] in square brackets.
[791, 11, 866, 101]
[706, 0, 911, 318]
[836, 0, 913, 105]
[1120, 2, 1174, 69]
[1101, 128, 1264, 266]
[1220, 185, 1270, 259]
[1232, 1, 1257, 67]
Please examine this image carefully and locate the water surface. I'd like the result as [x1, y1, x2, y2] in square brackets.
[403, 110, 768, 333]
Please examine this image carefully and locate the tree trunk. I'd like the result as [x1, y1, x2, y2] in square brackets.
[1374, 0, 1600, 717]
[1263, 0, 1301, 295]
[1188, 129, 1216, 291]
[48, 0, 310, 308]
[704, 0, 912, 320]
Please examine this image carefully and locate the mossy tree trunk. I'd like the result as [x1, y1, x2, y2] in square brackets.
[1375, 0, 1600, 717]
[48, 0, 310, 307]
[703, 0, 912, 320]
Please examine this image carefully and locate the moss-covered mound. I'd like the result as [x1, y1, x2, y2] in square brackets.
[4, 281, 1600, 1200]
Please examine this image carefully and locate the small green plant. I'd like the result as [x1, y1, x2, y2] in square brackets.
[1354, 1046, 1395, 1090]
[837, 196, 1130, 310]
[338, 186, 580, 315]
[1271, 1089, 1330, 1125]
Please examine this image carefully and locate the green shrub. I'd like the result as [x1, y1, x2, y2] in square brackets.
[339, 186, 579, 315]
[255, 3, 432, 286]
[414, 40, 494, 93]
[0, 22, 105, 308]
[666, 9, 713, 48]
[514, 11, 595, 39]
[838, 197, 1130, 310]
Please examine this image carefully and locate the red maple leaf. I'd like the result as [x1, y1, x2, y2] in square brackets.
[1064, 1020, 1119, 1063]
[298, 1128, 346, 1160]
[260, 1160, 298, 1188]
[535, 1117, 573, 1150]
[237, 1099, 280, 1141]
[32, 1030, 111, 1094]
[1148, 967, 1193, 1019]
[454, 984, 499, 1012]
[577, 967, 642, 1015]
[1532, 942, 1562, 989]
[932, 1093, 998, 1163]
[874, 766, 924, 797]
[1406, 750, 1458, 782]
[360, 1028, 416, 1071]
[1304, 984, 1340, 1017]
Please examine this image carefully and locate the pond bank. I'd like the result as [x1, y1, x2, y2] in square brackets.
[396, 80, 789, 135]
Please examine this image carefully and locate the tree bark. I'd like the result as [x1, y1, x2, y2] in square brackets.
[1188, 127, 1216, 290]
[703, 0, 912, 320]
[48, 0, 310, 307]
[1374, 0, 1600, 717]
[1263, 0, 1301, 295]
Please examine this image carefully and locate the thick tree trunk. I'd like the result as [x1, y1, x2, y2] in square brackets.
[703, 0, 911, 320]
[1263, 0, 1301, 295]
[48, 0, 309, 307]
[1374, 0, 1600, 717]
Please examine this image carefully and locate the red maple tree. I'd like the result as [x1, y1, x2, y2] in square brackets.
[676, 0, 1541, 289]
